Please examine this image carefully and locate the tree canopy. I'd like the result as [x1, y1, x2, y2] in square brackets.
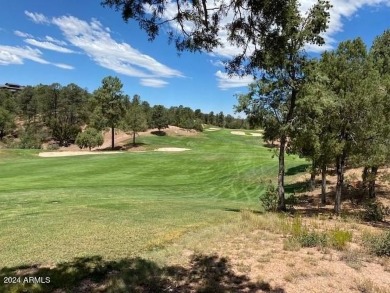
[102, 0, 331, 74]
[93, 76, 127, 150]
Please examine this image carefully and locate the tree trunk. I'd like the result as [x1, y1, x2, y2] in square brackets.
[310, 160, 316, 191]
[321, 164, 326, 205]
[111, 126, 115, 150]
[277, 135, 287, 211]
[362, 166, 369, 189]
[368, 166, 378, 199]
[133, 132, 136, 146]
[334, 153, 346, 215]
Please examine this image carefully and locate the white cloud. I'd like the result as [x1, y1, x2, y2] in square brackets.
[51, 15, 183, 87]
[140, 78, 168, 88]
[14, 30, 73, 54]
[0, 45, 49, 65]
[210, 60, 225, 67]
[24, 11, 50, 24]
[302, 0, 390, 53]
[24, 38, 75, 53]
[215, 70, 255, 90]
[45, 36, 67, 46]
[0, 45, 73, 69]
[54, 63, 74, 70]
[14, 30, 33, 38]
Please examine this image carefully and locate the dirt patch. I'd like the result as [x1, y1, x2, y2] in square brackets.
[38, 151, 123, 157]
[154, 148, 190, 152]
[48, 126, 199, 153]
[162, 212, 390, 293]
[289, 167, 390, 219]
[141, 125, 199, 137]
[231, 131, 246, 136]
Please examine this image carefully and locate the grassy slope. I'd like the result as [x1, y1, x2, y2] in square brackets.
[0, 129, 307, 267]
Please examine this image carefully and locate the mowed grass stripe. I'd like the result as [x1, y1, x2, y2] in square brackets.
[0, 129, 306, 267]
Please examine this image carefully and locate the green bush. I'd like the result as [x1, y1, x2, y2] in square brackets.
[364, 231, 390, 257]
[19, 127, 44, 149]
[259, 183, 278, 212]
[362, 200, 389, 222]
[193, 119, 204, 132]
[287, 217, 329, 248]
[75, 128, 104, 150]
[290, 216, 304, 237]
[328, 228, 353, 250]
[46, 142, 60, 150]
[299, 231, 327, 247]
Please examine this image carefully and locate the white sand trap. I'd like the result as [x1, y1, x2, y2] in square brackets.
[250, 133, 262, 137]
[231, 131, 246, 136]
[205, 127, 221, 132]
[38, 151, 123, 157]
[155, 148, 190, 152]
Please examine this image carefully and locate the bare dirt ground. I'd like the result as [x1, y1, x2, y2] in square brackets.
[185, 225, 390, 293]
[248, 171, 389, 292]
[291, 167, 390, 214]
[157, 168, 390, 293]
[39, 126, 198, 156]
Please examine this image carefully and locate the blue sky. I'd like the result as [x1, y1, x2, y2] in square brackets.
[1, 1, 390, 115]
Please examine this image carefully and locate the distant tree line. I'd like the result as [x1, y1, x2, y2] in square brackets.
[0, 77, 249, 150]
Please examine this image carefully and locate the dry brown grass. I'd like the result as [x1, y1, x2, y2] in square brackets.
[140, 208, 390, 293]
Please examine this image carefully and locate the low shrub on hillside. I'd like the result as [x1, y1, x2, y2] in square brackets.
[75, 128, 104, 150]
[19, 126, 45, 149]
[328, 228, 353, 250]
[299, 230, 327, 247]
[259, 183, 278, 212]
[287, 217, 351, 250]
[361, 200, 389, 222]
[364, 231, 390, 257]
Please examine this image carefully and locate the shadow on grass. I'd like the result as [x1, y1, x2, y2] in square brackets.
[151, 130, 167, 136]
[262, 143, 279, 149]
[97, 143, 147, 152]
[285, 164, 310, 176]
[0, 254, 285, 293]
[96, 145, 126, 151]
[122, 142, 147, 150]
[284, 181, 308, 194]
[224, 208, 263, 214]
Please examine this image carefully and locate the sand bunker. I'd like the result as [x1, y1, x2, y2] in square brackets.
[154, 148, 190, 152]
[250, 133, 262, 137]
[231, 131, 246, 136]
[205, 127, 221, 132]
[39, 151, 123, 157]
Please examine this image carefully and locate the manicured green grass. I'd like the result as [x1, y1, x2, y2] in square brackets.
[0, 129, 306, 267]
